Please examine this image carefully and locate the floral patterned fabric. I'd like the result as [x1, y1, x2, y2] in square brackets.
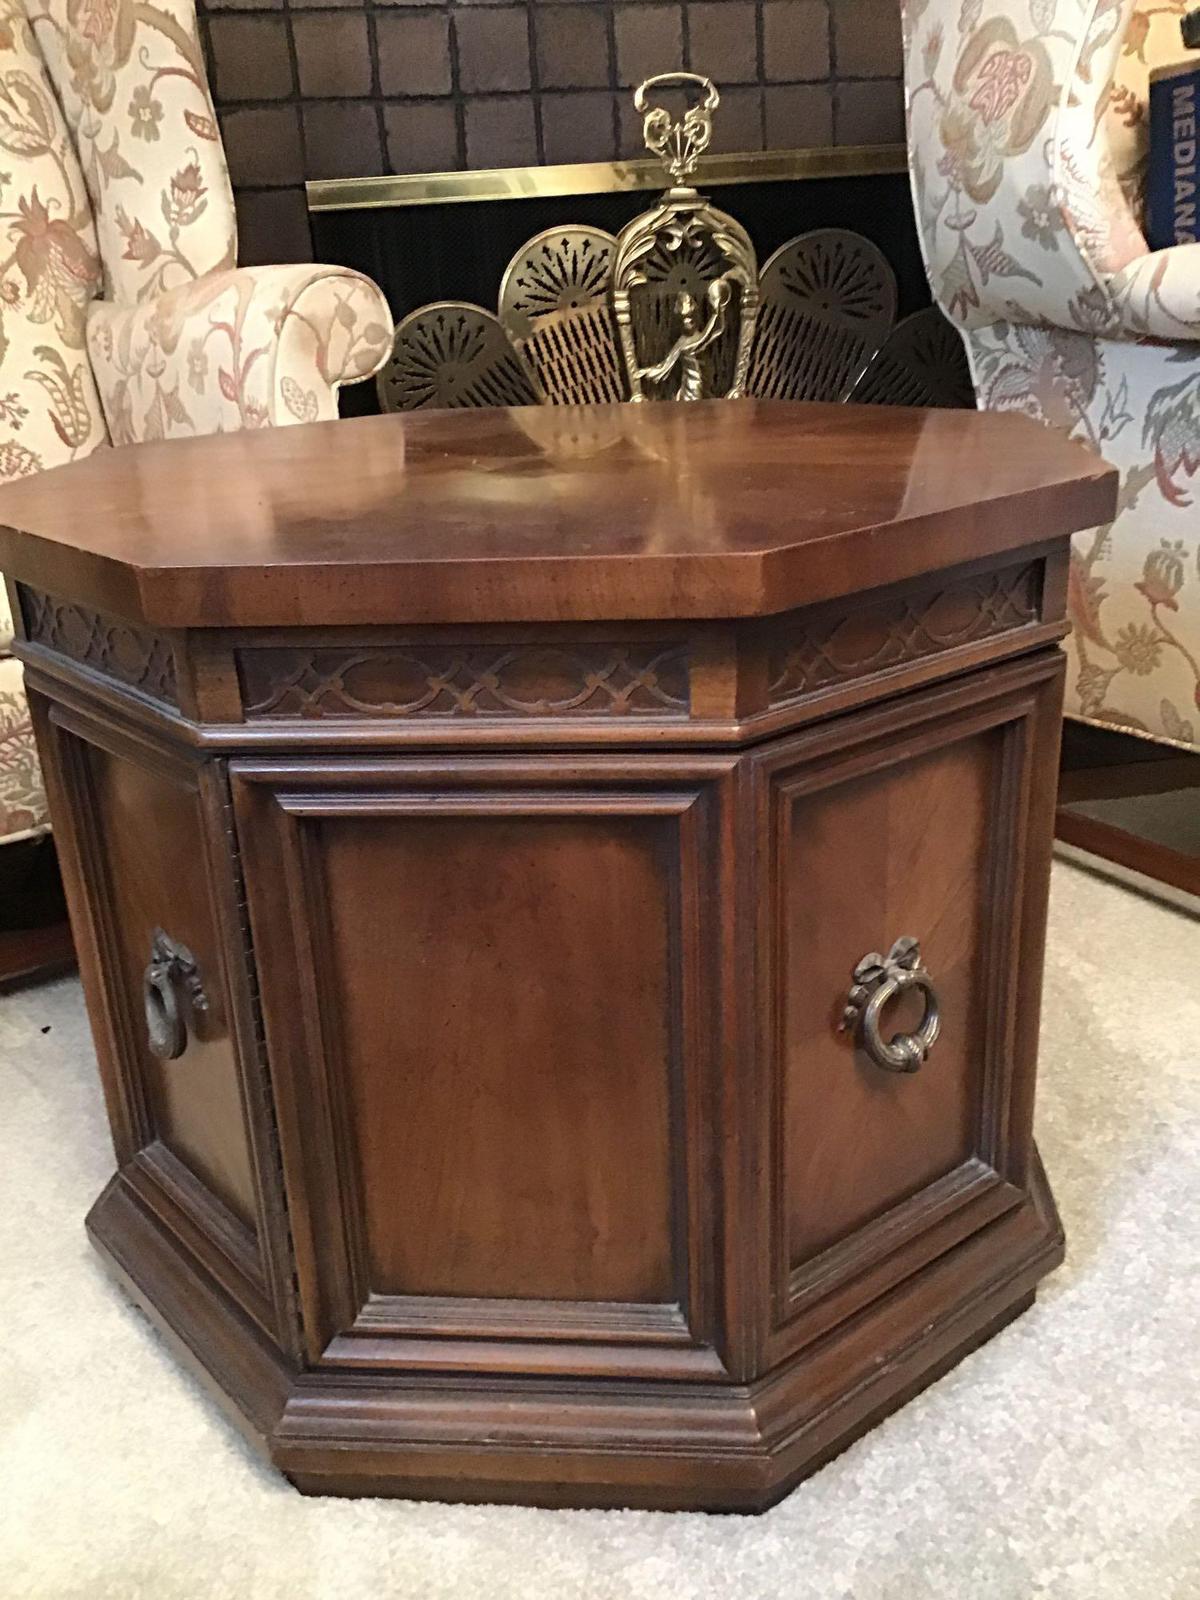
[904, 0, 1200, 751]
[905, 0, 1143, 335]
[0, 0, 108, 481]
[89, 264, 393, 439]
[28, 0, 236, 303]
[0, 0, 394, 846]
[1111, 241, 1200, 337]
[0, 0, 107, 837]
[971, 326, 1200, 743]
[0, 652, 47, 841]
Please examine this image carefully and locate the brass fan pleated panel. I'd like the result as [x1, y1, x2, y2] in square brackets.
[375, 233, 975, 420]
[746, 230, 898, 402]
[515, 304, 629, 406]
[498, 227, 618, 343]
[748, 300, 883, 403]
[378, 304, 540, 412]
[848, 308, 976, 410]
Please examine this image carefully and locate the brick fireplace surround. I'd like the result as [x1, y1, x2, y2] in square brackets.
[196, 0, 905, 265]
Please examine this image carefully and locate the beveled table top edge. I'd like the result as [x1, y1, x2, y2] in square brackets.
[0, 402, 1118, 630]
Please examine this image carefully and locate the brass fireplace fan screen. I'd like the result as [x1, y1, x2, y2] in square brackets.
[377, 74, 973, 417]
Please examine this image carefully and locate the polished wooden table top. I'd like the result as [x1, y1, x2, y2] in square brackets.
[0, 401, 1115, 629]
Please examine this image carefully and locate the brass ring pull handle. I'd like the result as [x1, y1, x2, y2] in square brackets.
[841, 937, 941, 1074]
[143, 929, 209, 1062]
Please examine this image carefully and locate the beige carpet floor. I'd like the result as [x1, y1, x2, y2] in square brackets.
[1, 860, 1198, 1599]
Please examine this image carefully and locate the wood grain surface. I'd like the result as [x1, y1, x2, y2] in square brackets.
[14, 400, 1103, 1509]
[0, 401, 1115, 627]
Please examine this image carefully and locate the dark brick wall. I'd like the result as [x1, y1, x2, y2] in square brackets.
[198, 0, 904, 265]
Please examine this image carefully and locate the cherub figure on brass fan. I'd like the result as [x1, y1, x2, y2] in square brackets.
[376, 74, 972, 416]
[608, 73, 758, 403]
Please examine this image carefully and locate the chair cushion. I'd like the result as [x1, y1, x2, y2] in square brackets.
[0, 585, 13, 653]
[0, 0, 107, 484]
[0, 653, 47, 843]
[30, 0, 238, 304]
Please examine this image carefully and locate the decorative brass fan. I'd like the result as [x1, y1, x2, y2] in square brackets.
[746, 231, 897, 402]
[376, 74, 971, 416]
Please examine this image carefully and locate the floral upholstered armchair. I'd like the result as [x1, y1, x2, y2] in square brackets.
[0, 0, 394, 853]
[904, 0, 1200, 752]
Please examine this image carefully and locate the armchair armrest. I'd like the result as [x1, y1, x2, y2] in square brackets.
[1110, 244, 1200, 342]
[87, 264, 394, 445]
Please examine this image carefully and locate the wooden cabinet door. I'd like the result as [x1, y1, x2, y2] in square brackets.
[747, 654, 1064, 1368]
[232, 753, 736, 1380]
[31, 696, 291, 1347]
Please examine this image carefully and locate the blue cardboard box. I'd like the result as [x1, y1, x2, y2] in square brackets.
[1148, 55, 1200, 250]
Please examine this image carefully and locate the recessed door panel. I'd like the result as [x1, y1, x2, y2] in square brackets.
[750, 661, 1064, 1366]
[779, 734, 993, 1266]
[32, 700, 285, 1346]
[320, 812, 677, 1304]
[82, 742, 258, 1226]
[234, 757, 730, 1377]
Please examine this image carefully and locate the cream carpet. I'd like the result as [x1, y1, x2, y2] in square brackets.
[1, 860, 1197, 1600]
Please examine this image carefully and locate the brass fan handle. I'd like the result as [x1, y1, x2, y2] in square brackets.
[633, 73, 720, 185]
[143, 929, 209, 1062]
[633, 72, 720, 114]
[841, 937, 941, 1075]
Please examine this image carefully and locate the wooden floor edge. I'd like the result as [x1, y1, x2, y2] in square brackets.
[1055, 808, 1200, 898]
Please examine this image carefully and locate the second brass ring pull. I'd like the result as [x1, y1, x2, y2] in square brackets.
[842, 937, 941, 1074]
[143, 929, 209, 1062]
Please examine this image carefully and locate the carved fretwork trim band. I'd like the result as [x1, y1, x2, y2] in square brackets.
[19, 587, 178, 708]
[767, 561, 1042, 708]
[238, 644, 692, 721]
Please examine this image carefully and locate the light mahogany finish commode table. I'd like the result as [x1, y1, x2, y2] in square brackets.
[0, 401, 1115, 1512]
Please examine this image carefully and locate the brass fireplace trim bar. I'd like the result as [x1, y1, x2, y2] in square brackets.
[305, 144, 908, 212]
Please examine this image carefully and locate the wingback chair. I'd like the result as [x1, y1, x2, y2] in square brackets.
[904, 0, 1200, 754]
[0, 0, 393, 857]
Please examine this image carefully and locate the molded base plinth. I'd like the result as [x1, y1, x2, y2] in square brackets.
[86, 1160, 1063, 1513]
